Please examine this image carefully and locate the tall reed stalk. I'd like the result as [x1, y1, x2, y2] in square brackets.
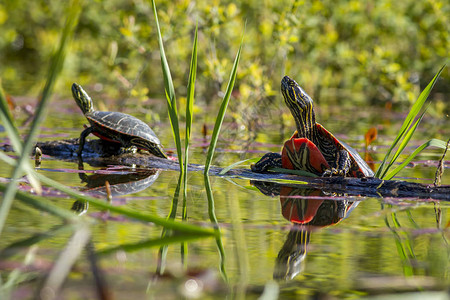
[204, 39, 243, 175]
[151, 0, 183, 172]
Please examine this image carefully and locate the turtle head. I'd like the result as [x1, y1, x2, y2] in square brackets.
[281, 76, 316, 139]
[71, 83, 94, 114]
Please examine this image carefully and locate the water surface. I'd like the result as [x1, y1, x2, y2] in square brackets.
[0, 95, 449, 299]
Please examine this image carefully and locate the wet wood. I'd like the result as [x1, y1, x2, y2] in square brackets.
[2, 138, 449, 201]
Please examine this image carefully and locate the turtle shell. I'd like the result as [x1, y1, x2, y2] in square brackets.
[85, 111, 166, 158]
[315, 123, 374, 177]
[284, 123, 374, 177]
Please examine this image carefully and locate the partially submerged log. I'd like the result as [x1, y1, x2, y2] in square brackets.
[1, 138, 449, 201]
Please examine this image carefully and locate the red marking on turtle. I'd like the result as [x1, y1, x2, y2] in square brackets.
[281, 136, 330, 175]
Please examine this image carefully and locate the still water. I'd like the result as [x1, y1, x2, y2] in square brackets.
[0, 95, 449, 299]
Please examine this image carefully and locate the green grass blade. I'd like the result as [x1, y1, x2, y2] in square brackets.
[157, 172, 182, 271]
[219, 158, 258, 175]
[97, 234, 209, 256]
[261, 178, 308, 185]
[0, 0, 82, 237]
[204, 37, 243, 175]
[405, 210, 420, 229]
[151, 0, 183, 169]
[384, 213, 414, 276]
[36, 173, 214, 235]
[0, 82, 41, 192]
[181, 23, 198, 261]
[0, 225, 74, 260]
[0, 153, 37, 192]
[167, 172, 182, 220]
[384, 138, 447, 180]
[375, 64, 445, 178]
[182, 23, 198, 219]
[184, 23, 198, 164]
[1, 246, 39, 298]
[204, 174, 228, 281]
[226, 188, 249, 282]
[375, 120, 412, 178]
[0, 81, 22, 153]
[0, 183, 79, 221]
[380, 111, 426, 179]
[0, 145, 215, 236]
[40, 224, 91, 297]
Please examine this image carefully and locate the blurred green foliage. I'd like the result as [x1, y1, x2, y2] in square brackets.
[0, 0, 448, 116]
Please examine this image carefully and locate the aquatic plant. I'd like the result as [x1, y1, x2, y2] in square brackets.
[151, 0, 242, 277]
[375, 65, 447, 180]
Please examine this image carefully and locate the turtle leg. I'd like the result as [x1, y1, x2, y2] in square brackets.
[144, 143, 168, 159]
[118, 145, 138, 155]
[251, 152, 282, 173]
[77, 126, 94, 156]
[71, 200, 89, 215]
[129, 138, 168, 159]
[336, 200, 349, 219]
[148, 146, 168, 159]
[282, 138, 330, 175]
[323, 150, 351, 177]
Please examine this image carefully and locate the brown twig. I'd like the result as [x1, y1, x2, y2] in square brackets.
[433, 138, 450, 187]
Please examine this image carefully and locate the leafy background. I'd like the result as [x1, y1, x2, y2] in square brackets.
[1, 0, 448, 118]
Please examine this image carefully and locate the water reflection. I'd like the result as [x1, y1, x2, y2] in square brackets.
[79, 168, 160, 196]
[252, 181, 359, 281]
[71, 168, 160, 214]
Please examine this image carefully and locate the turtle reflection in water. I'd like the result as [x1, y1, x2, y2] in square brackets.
[252, 181, 359, 281]
[72, 168, 160, 214]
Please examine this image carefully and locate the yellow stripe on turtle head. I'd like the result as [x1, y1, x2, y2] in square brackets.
[71, 83, 94, 114]
[281, 76, 316, 140]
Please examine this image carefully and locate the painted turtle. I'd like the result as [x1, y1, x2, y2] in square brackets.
[72, 83, 167, 158]
[252, 76, 373, 178]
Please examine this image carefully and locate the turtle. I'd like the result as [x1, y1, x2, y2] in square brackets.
[251, 76, 373, 178]
[71, 83, 167, 158]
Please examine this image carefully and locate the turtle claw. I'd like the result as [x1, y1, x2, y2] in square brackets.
[322, 168, 346, 177]
[322, 169, 334, 177]
[322, 170, 329, 177]
[119, 145, 138, 155]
